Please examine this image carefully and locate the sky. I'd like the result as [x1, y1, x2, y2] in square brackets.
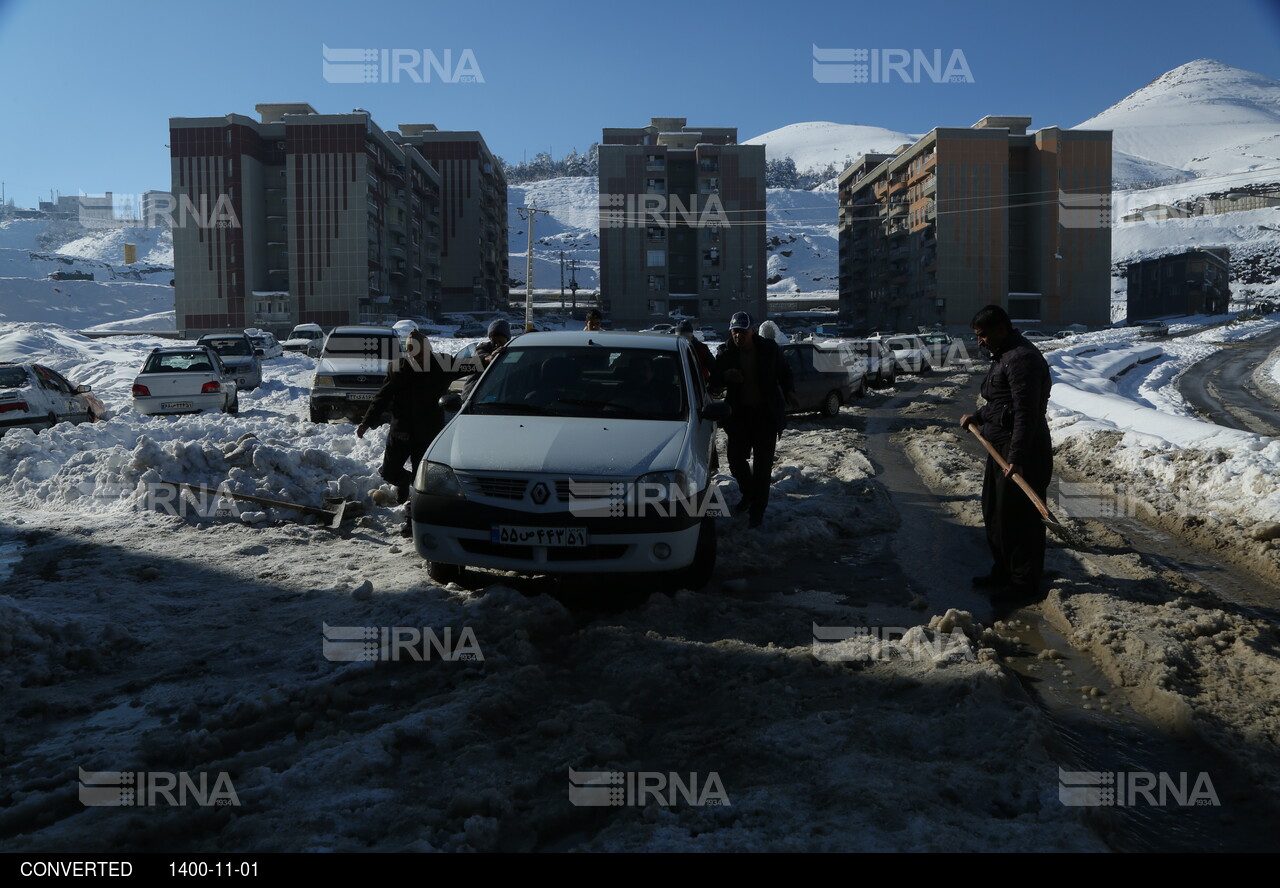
[0, 0, 1278, 210]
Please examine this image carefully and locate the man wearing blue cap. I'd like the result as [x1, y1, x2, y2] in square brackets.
[715, 312, 797, 528]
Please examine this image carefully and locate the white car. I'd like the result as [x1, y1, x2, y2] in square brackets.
[411, 331, 728, 589]
[0, 363, 105, 437]
[246, 329, 284, 359]
[878, 335, 934, 375]
[308, 326, 403, 423]
[282, 323, 325, 353]
[132, 347, 239, 416]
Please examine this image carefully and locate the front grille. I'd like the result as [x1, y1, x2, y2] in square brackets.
[334, 375, 384, 388]
[459, 474, 529, 500]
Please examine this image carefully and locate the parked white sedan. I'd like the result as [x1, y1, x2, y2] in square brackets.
[0, 363, 106, 437]
[246, 329, 284, 359]
[131, 347, 239, 416]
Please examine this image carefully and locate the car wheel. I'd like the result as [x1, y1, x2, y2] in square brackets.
[227, 393, 240, 415]
[822, 390, 842, 417]
[309, 404, 324, 424]
[427, 561, 466, 585]
[885, 367, 896, 387]
[46, 411, 58, 430]
[671, 516, 717, 592]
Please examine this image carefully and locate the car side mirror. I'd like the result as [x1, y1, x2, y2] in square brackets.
[439, 393, 463, 413]
[254, 348, 265, 357]
[699, 401, 732, 422]
[75, 384, 92, 393]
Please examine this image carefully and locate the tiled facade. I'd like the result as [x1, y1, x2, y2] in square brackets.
[599, 118, 765, 330]
[392, 126, 509, 314]
[170, 104, 448, 338]
[838, 117, 1112, 332]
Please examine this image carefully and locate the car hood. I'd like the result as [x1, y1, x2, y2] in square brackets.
[430, 415, 688, 476]
[316, 356, 393, 375]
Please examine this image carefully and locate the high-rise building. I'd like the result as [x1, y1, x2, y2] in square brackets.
[598, 118, 765, 329]
[837, 117, 1112, 333]
[392, 125, 509, 314]
[169, 103, 446, 338]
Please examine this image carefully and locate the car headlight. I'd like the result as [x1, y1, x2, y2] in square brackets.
[416, 461, 465, 498]
[314, 375, 335, 388]
[634, 470, 693, 505]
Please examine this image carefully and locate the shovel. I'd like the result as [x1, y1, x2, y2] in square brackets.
[158, 480, 352, 529]
[964, 424, 1090, 551]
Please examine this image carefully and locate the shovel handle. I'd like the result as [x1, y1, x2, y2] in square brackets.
[964, 422, 1054, 523]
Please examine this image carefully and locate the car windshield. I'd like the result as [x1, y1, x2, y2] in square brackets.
[143, 352, 217, 373]
[202, 338, 252, 356]
[323, 333, 400, 361]
[467, 345, 686, 421]
[0, 366, 29, 388]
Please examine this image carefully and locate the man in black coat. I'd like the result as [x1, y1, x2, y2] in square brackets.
[715, 312, 798, 529]
[358, 331, 466, 536]
[960, 305, 1053, 603]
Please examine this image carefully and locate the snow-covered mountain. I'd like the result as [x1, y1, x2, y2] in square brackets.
[1077, 58, 1280, 187]
[742, 121, 919, 176]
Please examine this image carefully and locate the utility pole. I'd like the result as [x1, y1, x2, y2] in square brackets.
[517, 205, 550, 332]
[569, 258, 579, 311]
[559, 250, 565, 308]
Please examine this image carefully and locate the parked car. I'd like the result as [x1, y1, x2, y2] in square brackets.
[245, 329, 284, 360]
[781, 342, 867, 416]
[308, 326, 403, 423]
[838, 339, 897, 388]
[1022, 330, 1055, 343]
[282, 323, 326, 353]
[697, 326, 720, 343]
[1137, 322, 1169, 340]
[640, 324, 675, 334]
[197, 332, 263, 391]
[453, 321, 488, 339]
[0, 363, 106, 436]
[878, 335, 934, 375]
[132, 347, 238, 416]
[412, 331, 727, 589]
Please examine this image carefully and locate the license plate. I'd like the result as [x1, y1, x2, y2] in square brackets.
[348, 392, 377, 401]
[491, 526, 588, 547]
[160, 401, 192, 410]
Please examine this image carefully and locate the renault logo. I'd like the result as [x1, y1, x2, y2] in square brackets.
[530, 482, 550, 505]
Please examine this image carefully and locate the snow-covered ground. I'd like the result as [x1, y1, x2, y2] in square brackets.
[0, 310, 1276, 851]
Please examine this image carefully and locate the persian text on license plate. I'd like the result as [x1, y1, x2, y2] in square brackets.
[490, 526, 588, 547]
[160, 401, 192, 410]
[348, 392, 377, 400]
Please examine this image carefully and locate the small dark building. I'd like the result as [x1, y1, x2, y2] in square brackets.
[1126, 247, 1230, 322]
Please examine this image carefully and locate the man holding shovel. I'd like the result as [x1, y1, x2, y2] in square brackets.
[960, 305, 1053, 604]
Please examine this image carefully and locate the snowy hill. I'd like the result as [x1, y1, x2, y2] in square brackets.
[743, 121, 919, 177]
[1077, 59, 1280, 184]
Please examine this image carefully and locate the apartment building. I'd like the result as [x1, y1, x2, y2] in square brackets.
[391, 126, 509, 314]
[598, 117, 765, 329]
[837, 116, 1112, 333]
[169, 103, 445, 338]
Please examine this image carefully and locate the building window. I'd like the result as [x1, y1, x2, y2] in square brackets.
[646, 154, 665, 171]
[647, 226, 666, 240]
[700, 178, 719, 195]
[702, 275, 720, 290]
[648, 275, 666, 290]
[706, 225, 720, 244]
[702, 249, 720, 267]
[647, 250, 665, 267]
[699, 157, 719, 173]
[645, 178, 665, 194]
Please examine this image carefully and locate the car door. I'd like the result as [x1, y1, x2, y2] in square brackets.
[783, 345, 816, 410]
[34, 365, 88, 424]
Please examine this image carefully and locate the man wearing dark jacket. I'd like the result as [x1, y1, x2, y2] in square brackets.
[715, 312, 798, 529]
[960, 305, 1053, 603]
[358, 331, 465, 536]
